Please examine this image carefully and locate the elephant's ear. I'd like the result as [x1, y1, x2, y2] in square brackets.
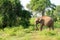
[39, 19, 44, 24]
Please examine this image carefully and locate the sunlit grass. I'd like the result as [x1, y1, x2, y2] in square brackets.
[0, 27, 60, 40]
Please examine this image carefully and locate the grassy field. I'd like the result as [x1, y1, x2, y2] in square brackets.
[0, 18, 60, 40]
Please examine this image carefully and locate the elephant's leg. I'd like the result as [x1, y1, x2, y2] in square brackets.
[48, 26, 51, 30]
[36, 22, 39, 30]
[50, 23, 54, 30]
[40, 24, 44, 31]
[40, 20, 44, 31]
[51, 25, 54, 30]
[48, 24, 54, 30]
[51, 22, 54, 30]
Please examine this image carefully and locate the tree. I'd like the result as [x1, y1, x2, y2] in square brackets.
[0, 0, 26, 28]
[54, 5, 60, 21]
[27, 0, 56, 16]
[20, 10, 32, 28]
[0, 0, 32, 29]
[1, 0, 22, 28]
[46, 9, 57, 22]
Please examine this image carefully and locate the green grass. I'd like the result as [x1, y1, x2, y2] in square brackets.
[0, 27, 60, 40]
[0, 18, 60, 40]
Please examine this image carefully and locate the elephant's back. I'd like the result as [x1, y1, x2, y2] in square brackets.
[41, 16, 53, 25]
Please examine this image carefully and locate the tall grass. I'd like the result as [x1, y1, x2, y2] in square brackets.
[0, 18, 60, 40]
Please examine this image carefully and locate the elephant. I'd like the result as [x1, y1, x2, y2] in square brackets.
[35, 16, 54, 31]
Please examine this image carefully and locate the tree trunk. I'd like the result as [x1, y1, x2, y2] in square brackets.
[42, 10, 45, 16]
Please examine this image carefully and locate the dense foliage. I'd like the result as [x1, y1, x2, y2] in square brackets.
[0, 0, 32, 28]
[27, 0, 56, 16]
